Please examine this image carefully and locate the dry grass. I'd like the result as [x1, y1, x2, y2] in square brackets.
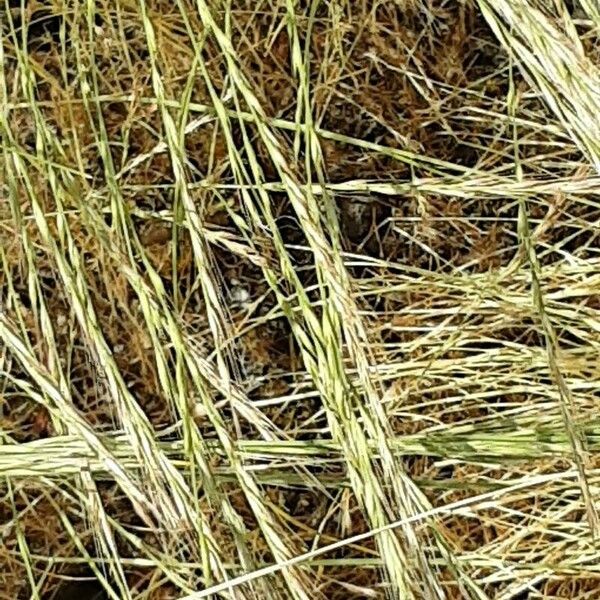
[1, 1, 600, 598]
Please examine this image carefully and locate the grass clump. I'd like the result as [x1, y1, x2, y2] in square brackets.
[1, 1, 600, 598]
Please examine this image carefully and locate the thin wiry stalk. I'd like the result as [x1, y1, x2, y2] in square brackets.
[507, 82, 599, 536]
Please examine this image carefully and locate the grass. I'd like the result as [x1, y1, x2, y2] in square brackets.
[1, 0, 600, 598]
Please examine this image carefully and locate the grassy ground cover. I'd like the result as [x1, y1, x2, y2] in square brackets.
[1, 1, 600, 598]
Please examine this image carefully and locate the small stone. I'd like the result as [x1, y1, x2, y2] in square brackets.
[231, 286, 250, 305]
